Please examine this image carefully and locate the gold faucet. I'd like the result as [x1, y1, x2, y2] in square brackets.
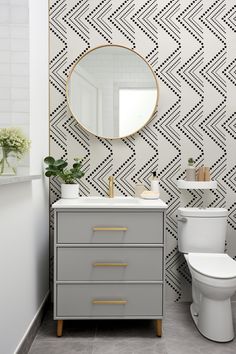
[108, 175, 114, 198]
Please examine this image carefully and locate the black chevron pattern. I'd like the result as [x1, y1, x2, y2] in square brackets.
[131, 0, 158, 61]
[49, 0, 236, 301]
[86, 0, 112, 43]
[63, 0, 89, 45]
[109, 0, 135, 48]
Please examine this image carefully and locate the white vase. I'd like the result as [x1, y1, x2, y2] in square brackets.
[0, 147, 18, 175]
[61, 184, 79, 199]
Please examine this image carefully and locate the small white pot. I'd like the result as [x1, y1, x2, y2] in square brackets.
[61, 183, 79, 199]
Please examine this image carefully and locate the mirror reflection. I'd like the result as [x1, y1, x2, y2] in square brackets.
[67, 45, 158, 139]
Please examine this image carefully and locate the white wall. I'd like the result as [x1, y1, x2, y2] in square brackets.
[0, 0, 30, 171]
[0, 1, 49, 354]
[49, 0, 236, 302]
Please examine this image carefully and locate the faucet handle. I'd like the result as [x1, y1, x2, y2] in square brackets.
[108, 175, 114, 198]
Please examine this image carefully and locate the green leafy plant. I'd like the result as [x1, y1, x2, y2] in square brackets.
[188, 157, 195, 166]
[44, 156, 85, 184]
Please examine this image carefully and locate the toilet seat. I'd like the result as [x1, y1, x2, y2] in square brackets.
[188, 253, 236, 279]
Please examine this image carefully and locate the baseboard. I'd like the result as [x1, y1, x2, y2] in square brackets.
[14, 291, 50, 354]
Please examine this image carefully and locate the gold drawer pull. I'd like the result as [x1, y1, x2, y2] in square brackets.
[92, 300, 128, 305]
[93, 227, 128, 231]
[93, 262, 128, 267]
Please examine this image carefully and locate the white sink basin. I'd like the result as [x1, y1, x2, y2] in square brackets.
[79, 197, 138, 204]
[52, 196, 168, 210]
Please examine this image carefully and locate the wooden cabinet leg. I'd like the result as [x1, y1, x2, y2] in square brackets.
[156, 319, 162, 337]
[57, 320, 64, 337]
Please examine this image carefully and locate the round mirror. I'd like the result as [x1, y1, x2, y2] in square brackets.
[67, 45, 159, 139]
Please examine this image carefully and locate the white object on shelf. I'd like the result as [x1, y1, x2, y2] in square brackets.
[176, 180, 217, 190]
[150, 172, 160, 194]
[141, 190, 159, 200]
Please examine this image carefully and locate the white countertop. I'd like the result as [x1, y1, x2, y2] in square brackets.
[52, 196, 168, 209]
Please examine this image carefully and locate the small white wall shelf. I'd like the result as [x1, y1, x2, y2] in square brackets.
[176, 180, 217, 190]
[0, 175, 41, 186]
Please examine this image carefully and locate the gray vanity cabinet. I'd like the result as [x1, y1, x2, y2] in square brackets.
[53, 208, 165, 337]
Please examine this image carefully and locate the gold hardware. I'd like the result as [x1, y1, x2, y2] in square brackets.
[92, 300, 128, 305]
[93, 227, 128, 231]
[93, 262, 128, 267]
[57, 320, 64, 337]
[108, 175, 114, 198]
[156, 319, 162, 337]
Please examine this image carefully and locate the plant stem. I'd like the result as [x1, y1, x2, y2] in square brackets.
[0, 148, 7, 174]
[0, 157, 4, 174]
[0, 148, 16, 175]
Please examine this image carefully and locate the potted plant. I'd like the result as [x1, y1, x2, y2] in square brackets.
[186, 157, 196, 181]
[0, 127, 30, 175]
[44, 156, 85, 198]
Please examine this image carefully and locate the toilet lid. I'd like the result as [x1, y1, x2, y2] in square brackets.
[188, 253, 236, 279]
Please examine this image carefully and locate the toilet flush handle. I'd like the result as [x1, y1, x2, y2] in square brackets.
[177, 217, 187, 223]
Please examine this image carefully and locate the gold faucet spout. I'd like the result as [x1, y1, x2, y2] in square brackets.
[108, 175, 114, 198]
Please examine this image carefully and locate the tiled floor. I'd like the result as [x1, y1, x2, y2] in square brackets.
[28, 303, 236, 354]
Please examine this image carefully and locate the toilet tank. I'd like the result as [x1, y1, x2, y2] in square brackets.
[178, 208, 228, 253]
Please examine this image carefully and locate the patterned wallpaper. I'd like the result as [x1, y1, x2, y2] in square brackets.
[49, 0, 236, 301]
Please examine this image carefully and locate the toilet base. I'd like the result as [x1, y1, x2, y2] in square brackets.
[190, 300, 234, 342]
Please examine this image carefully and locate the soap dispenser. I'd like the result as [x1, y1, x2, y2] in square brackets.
[151, 172, 160, 194]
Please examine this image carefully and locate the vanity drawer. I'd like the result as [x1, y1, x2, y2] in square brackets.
[57, 211, 163, 244]
[56, 247, 163, 281]
[56, 283, 163, 318]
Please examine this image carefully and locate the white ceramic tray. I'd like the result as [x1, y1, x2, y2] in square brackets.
[176, 180, 217, 190]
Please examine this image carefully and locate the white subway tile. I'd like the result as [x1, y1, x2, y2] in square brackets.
[0, 51, 10, 63]
[12, 99, 29, 112]
[0, 25, 10, 38]
[0, 87, 10, 99]
[11, 51, 28, 63]
[11, 75, 28, 88]
[10, 0, 28, 6]
[0, 112, 11, 124]
[0, 99, 11, 111]
[11, 87, 28, 100]
[10, 24, 28, 38]
[0, 75, 11, 88]
[11, 38, 28, 51]
[0, 38, 10, 50]
[11, 111, 29, 124]
[0, 2, 29, 136]
[11, 62, 29, 75]
[10, 6, 28, 24]
[0, 5, 10, 24]
[0, 63, 10, 75]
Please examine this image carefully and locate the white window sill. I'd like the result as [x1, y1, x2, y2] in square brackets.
[0, 174, 41, 186]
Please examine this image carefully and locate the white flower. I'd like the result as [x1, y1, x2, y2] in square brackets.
[0, 127, 30, 158]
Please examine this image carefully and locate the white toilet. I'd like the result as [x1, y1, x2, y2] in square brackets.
[178, 207, 236, 342]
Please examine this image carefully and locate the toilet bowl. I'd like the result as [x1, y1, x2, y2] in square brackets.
[185, 253, 236, 342]
[178, 207, 236, 342]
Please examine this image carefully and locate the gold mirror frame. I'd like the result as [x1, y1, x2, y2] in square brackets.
[66, 44, 159, 140]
